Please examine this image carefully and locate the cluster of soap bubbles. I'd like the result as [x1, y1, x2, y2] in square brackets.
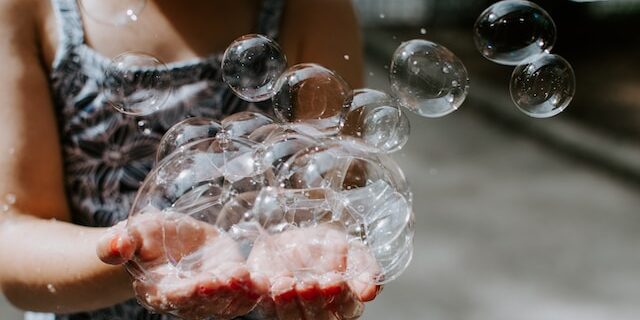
[474, 0, 576, 118]
[128, 111, 415, 316]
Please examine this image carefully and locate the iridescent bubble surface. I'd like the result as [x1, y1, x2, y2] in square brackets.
[79, 0, 146, 26]
[341, 89, 410, 153]
[222, 34, 287, 102]
[390, 40, 469, 118]
[103, 52, 171, 116]
[510, 54, 575, 118]
[474, 0, 556, 65]
[273, 63, 351, 133]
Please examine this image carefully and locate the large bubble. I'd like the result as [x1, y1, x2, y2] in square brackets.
[474, 0, 556, 66]
[155, 117, 222, 163]
[103, 52, 171, 116]
[341, 89, 410, 153]
[79, 0, 146, 26]
[390, 40, 469, 118]
[510, 53, 575, 118]
[221, 111, 275, 138]
[273, 63, 351, 133]
[222, 34, 287, 102]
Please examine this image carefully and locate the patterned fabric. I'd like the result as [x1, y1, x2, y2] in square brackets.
[39, 0, 285, 319]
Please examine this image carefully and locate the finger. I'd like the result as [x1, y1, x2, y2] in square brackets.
[297, 277, 336, 320]
[332, 286, 364, 320]
[346, 242, 381, 302]
[272, 277, 305, 320]
[96, 221, 136, 265]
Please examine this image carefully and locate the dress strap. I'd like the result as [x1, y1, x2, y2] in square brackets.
[50, 0, 85, 48]
[257, 0, 286, 40]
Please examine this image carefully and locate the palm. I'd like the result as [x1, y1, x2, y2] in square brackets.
[247, 224, 380, 320]
[101, 210, 262, 320]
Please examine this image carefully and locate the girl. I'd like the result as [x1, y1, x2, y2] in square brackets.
[0, 0, 376, 319]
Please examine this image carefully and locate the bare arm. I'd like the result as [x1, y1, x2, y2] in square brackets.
[0, 0, 132, 312]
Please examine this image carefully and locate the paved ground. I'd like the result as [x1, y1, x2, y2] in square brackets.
[3, 55, 640, 320]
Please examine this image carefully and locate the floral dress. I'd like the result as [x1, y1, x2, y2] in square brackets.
[28, 0, 285, 319]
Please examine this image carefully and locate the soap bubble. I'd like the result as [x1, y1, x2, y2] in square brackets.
[221, 111, 275, 138]
[79, 0, 146, 26]
[273, 63, 351, 133]
[130, 137, 262, 269]
[341, 89, 410, 153]
[103, 52, 171, 116]
[254, 131, 319, 185]
[510, 53, 575, 118]
[127, 113, 415, 316]
[222, 34, 287, 102]
[390, 40, 469, 118]
[156, 117, 222, 163]
[474, 0, 556, 66]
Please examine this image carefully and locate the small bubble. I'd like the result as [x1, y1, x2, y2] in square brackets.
[379, 13, 386, 19]
[47, 284, 57, 293]
[420, 28, 427, 35]
[5, 194, 16, 205]
[343, 54, 350, 61]
[368, 71, 375, 77]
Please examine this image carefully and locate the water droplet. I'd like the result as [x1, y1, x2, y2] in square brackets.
[343, 54, 350, 61]
[5, 194, 16, 205]
[420, 28, 427, 35]
[47, 284, 57, 293]
[379, 13, 386, 19]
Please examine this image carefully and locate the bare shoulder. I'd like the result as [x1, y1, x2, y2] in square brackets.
[280, 0, 363, 87]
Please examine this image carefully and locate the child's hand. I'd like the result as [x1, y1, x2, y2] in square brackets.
[247, 224, 381, 320]
[97, 208, 263, 320]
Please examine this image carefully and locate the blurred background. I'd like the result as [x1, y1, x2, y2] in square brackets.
[2, 0, 640, 319]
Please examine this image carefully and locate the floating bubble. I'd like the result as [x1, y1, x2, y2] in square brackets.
[156, 117, 222, 163]
[222, 34, 287, 102]
[273, 63, 351, 133]
[390, 40, 469, 118]
[474, 0, 556, 66]
[79, 0, 146, 26]
[103, 52, 171, 116]
[341, 89, 410, 153]
[510, 53, 575, 118]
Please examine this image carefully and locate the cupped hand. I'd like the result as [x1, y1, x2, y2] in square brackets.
[247, 223, 382, 320]
[97, 207, 263, 320]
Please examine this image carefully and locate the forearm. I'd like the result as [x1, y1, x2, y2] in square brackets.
[0, 213, 133, 313]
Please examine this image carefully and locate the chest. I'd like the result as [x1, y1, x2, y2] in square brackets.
[40, 0, 261, 70]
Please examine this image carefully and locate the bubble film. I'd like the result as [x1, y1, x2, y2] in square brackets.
[156, 117, 222, 163]
[390, 40, 469, 118]
[474, 0, 556, 65]
[79, 0, 146, 26]
[221, 111, 275, 138]
[222, 34, 287, 102]
[341, 89, 410, 153]
[273, 63, 351, 133]
[510, 54, 575, 118]
[103, 52, 171, 116]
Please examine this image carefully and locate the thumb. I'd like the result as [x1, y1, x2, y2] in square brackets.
[96, 221, 137, 265]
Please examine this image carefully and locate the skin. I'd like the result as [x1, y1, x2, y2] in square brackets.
[0, 0, 365, 316]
